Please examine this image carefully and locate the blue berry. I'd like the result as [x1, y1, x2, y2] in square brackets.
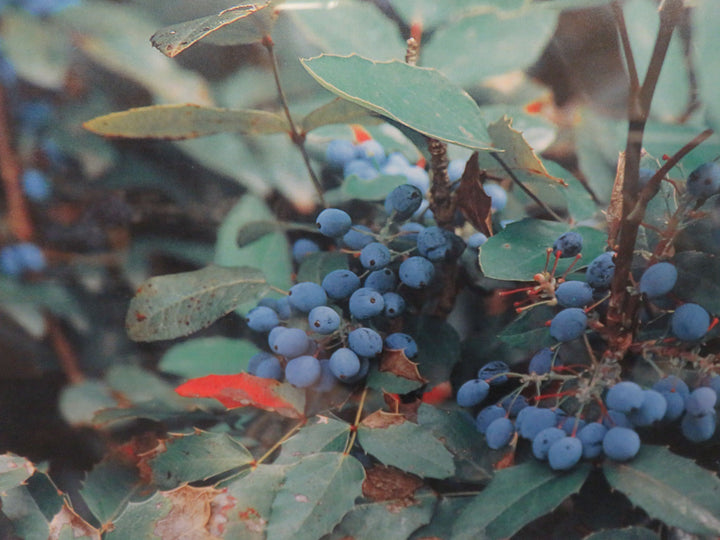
[685, 387, 717, 416]
[602, 427, 640, 461]
[404, 165, 430, 192]
[285, 355, 322, 388]
[399, 256, 435, 288]
[555, 281, 593, 308]
[652, 375, 690, 398]
[447, 159, 465, 182]
[356, 139, 385, 166]
[269, 327, 310, 358]
[344, 159, 379, 181]
[681, 411, 716, 442]
[316, 208, 352, 238]
[577, 422, 607, 459]
[382, 292, 406, 318]
[639, 262, 677, 298]
[606, 381, 644, 413]
[519, 407, 558, 440]
[477, 360, 509, 385]
[501, 395, 529, 417]
[602, 410, 633, 429]
[417, 226, 452, 262]
[364, 268, 396, 293]
[552, 231, 583, 258]
[671, 303, 710, 341]
[456, 379, 490, 407]
[638, 167, 656, 186]
[586, 251, 616, 289]
[246, 306, 280, 332]
[288, 282, 327, 312]
[485, 417, 515, 449]
[248, 351, 276, 375]
[307, 306, 341, 334]
[292, 238, 320, 263]
[273, 297, 294, 320]
[528, 348, 554, 375]
[475, 405, 506, 433]
[329, 348, 361, 380]
[550, 308, 587, 342]
[360, 242, 391, 270]
[255, 356, 283, 380]
[558, 416, 586, 436]
[313, 360, 338, 393]
[0, 243, 46, 276]
[483, 183, 508, 212]
[343, 225, 374, 250]
[385, 184, 424, 221]
[686, 161, 720, 199]
[22, 169, 51, 202]
[326, 139, 356, 168]
[532, 427, 566, 461]
[322, 269, 361, 300]
[349, 287, 385, 319]
[384, 332, 417, 358]
[381, 152, 410, 175]
[467, 232, 488, 250]
[348, 327, 383, 357]
[343, 356, 370, 384]
[660, 391, 685, 421]
[627, 389, 667, 426]
[398, 222, 425, 243]
[548, 436, 583, 471]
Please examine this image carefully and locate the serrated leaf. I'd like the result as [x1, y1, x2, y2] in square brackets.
[296, 251, 349, 285]
[301, 98, 379, 133]
[80, 459, 143, 526]
[266, 452, 365, 540]
[159, 337, 260, 378]
[358, 420, 455, 479]
[175, 373, 306, 419]
[583, 527, 660, 540]
[151, 2, 276, 58]
[0, 454, 35, 493]
[673, 251, 720, 314]
[453, 461, 591, 539]
[126, 265, 269, 342]
[150, 430, 254, 490]
[84, 104, 289, 139]
[275, 416, 350, 464]
[479, 219, 608, 281]
[301, 54, 491, 150]
[366, 366, 425, 394]
[603, 445, 720, 535]
[329, 489, 437, 540]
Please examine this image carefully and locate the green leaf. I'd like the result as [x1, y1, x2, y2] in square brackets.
[421, 6, 558, 89]
[391, 0, 524, 29]
[479, 219, 608, 281]
[159, 337, 260, 378]
[0, 454, 35, 493]
[235, 220, 317, 248]
[220, 464, 287, 540]
[329, 490, 437, 540]
[80, 459, 143, 526]
[84, 105, 289, 139]
[301, 54, 491, 150]
[453, 461, 591, 539]
[126, 265, 269, 342]
[583, 527, 660, 540]
[103, 491, 171, 539]
[409, 496, 473, 539]
[358, 420, 455, 479]
[266, 452, 365, 540]
[366, 367, 425, 394]
[339, 173, 409, 201]
[497, 305, 555, 352]
[603, 445, 720, 535]
[0, 277, 88, 331]
[275, 416, 351, 464]
[695, 0, 720, 134]
[150, 430, 254, 490]
[58, 380, 119, 425]
[301, 98, 379, 133]
[407, 316, 462, 388]
[296, 251, 349, 285]
[151, 2, 276, 58]
[1, 472, 66, 539]
[674, 251, 720, 314]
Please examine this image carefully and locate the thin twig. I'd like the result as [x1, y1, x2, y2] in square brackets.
[46, 314, 84, 385]
[612, 1, 639, 94]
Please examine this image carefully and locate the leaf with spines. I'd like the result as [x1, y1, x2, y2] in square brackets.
[301, 54, 491, 150]
[150, 2, 277, 58]
[275, 416, 351, 465]
[126, 265, 269, 342]
[266, 452, 365, 540]
[84, 104, 289, 139]
[603, 445, 720, 535]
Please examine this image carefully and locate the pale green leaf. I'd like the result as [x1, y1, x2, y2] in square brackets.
[0, 454, 35, 493]
[301, 98, 380, 133]
[275, 416, 351, 464]
[159, 337, 260, 378]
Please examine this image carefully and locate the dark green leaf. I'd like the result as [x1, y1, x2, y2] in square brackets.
[151, 2, 276, 57]
[366, 366, 425, 394]
[301, 98, 379, 133]
[453, 461, 591, 539]
[80, 459, 143, 526]
[358, 421, 455, 479]
[0, 454, 35, 493]
[1, 472, 66, 539]
[266, 452, 365, 540]
[329, 490, 437, 540]
[408, 316, 462, 388]
[159, 337, 260, 378]
[410, 496, 474, 539]
[497, 305, 555, 352]
[0, 277, 88, 331]
[125, 265, 269, 342]
[301, 54, 491, 150]
[296, 251, 349, 285]
[150, 430, 254, 490]
[583, 527, 660, 540]
[479, 219, 607, 281]
[603, 445, 720, 535]
[275, 416, 350, 464]
[84, 105, 289, 139]
[674, 251, 720, 314]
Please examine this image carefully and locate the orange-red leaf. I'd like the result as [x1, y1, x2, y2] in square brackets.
[175, 373, 305, 419]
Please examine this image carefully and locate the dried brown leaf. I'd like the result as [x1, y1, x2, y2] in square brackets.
[362, 464, 423, 504]
[454, 152, 493, 236]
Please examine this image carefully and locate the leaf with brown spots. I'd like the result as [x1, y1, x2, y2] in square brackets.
[454, 151, 493, 236]
[362, 465, 423, 503]
[361, 409, 407, 429]
[48, 505, 100, 540]
[154, 485, 228, 540]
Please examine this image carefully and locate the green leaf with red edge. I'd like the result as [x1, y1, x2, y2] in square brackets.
[150, 2, 277, 58]
[175, 373, 306, 419]
[84, 105, 289, 140]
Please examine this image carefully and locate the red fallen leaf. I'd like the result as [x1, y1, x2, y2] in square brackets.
[351, 124, 372, 143]
[454, 152, 493, 237]
[175, 373, 305, 419]
[422, 381, 452, 404]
